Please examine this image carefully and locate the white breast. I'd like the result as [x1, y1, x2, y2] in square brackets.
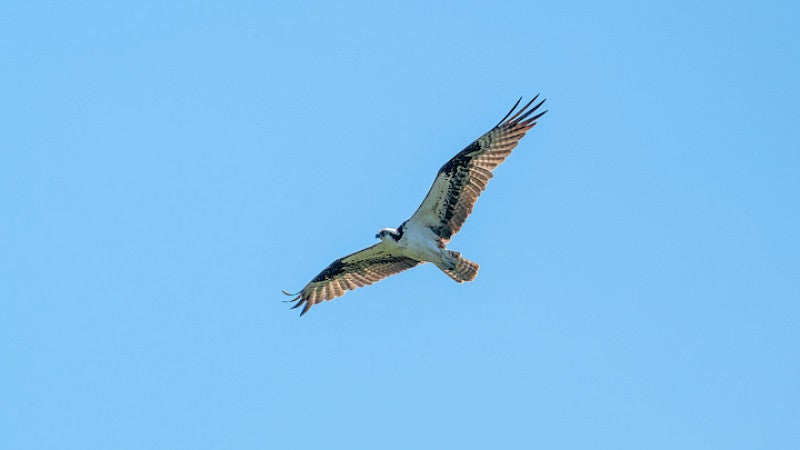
[397, 223, 442, 263]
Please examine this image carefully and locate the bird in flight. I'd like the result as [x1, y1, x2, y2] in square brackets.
[283, 96, 547, 315]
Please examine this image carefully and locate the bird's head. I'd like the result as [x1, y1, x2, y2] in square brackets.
[375, 228, 400, 242]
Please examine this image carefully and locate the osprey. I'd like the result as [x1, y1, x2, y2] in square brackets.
[283, 96, 547, 315]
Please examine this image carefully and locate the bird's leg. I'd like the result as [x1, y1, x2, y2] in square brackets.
[439, 249, 457, 270]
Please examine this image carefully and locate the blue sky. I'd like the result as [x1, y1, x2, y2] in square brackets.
[3, 1, 799, 449]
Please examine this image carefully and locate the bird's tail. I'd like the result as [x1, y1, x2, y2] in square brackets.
[440, 251, 479, 283]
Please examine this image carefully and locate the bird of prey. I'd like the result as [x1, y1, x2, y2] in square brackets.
[283, 96, 547, 315]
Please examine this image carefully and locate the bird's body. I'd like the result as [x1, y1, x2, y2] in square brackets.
[376, 221, 475, 281]
[397, 225, 434, 259]
[380, 223, 440, 265]
[284, 96, 547, 315]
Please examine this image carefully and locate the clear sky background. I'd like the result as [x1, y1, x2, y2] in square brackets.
[3, 1, 799, 449]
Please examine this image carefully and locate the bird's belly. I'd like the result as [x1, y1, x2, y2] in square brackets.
[397, 227, 442, 262]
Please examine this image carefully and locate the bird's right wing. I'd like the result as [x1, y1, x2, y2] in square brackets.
[283, 242, 421, 315]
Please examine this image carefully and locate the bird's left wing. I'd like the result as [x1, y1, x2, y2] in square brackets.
[283, 242, 421, 316]
[408, 96, 547, 242]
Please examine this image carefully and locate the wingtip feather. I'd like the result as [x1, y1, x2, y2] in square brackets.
[497, 95, 547, 127]
[495, 97, 524, 127]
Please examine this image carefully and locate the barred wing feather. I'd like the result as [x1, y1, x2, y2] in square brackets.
[283, 242, 421, 315]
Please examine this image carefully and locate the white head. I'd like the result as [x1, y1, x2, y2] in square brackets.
[375, 227, 401, 242]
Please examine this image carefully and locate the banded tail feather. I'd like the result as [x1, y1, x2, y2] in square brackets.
[440, 251, 480, 283]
